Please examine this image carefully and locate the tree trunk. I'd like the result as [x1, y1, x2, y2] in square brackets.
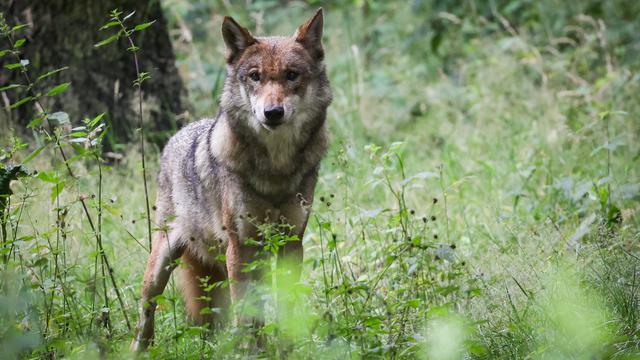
[0, 0, 190, 149]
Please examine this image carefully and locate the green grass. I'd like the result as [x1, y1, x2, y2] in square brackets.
[1, 1, 639, 359]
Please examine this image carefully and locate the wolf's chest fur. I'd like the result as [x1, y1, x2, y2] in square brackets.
[158, 109, 326, 263]
[206, 113, 322, 195]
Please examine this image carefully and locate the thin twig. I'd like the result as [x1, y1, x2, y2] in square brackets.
[116, 17, 153, 252]
[438, 164, 451, 244]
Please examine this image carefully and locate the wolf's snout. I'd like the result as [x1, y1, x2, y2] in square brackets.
[264, 105, 285, 126]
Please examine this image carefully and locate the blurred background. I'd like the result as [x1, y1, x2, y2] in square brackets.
[2, 0, 639, 149]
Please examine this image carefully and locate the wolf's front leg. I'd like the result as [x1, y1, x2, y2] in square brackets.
[276, 196, 311, 321]
[225, 232, 263, 326]
[131, 230, 184, 352]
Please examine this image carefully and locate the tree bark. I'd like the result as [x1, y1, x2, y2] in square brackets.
[0, 0, 190, 148]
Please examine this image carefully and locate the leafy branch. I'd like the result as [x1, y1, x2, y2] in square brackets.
[96, 9, 155, 251]
[0, 13, 131, 331]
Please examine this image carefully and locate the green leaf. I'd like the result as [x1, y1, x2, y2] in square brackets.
[606, 204, 622, 226]
[406, 298, 421, 308]
[13, 38, 26, 48]
[46, 82, 70, 97]
[27, 115, 45, 128]
[69, 130, 87, 138]
[17, 235, 35, 242]
[384, 255, 396, 266]
[50, 182, 65, 202]
[0, 84, 24, 91]
[5, 62, 24, 70]
[0, 49, 10, 58]
[36, 67, 69, 82]
[199, 307, 213, 315]
[22, 144, 46, 165]
[133, 71, 151, 85]
[36, 171, 59, 183]
[134, 20, 155, 31]
[465, 340, 488, 356]
[363, 317, 382, 329]
[1, 60, 28, 71]
[94, 34, 120, 48]
[427, 304, 450, 317]
[99, 21, 120, 30]
[86, 112, 105, 127]
[9, 96, 33, 109]
[153, 294, 167, 305]
[11, 24, 29, 32]
[411, 236, 423, 246]
[110, 9, 124, 19]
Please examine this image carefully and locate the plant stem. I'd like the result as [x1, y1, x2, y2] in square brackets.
[3, 30, 132, 331]
[438, 164, 451, 243]
[118, 19, 153, 252]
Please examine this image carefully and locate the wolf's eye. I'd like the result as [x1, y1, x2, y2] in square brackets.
[285, 71, 299, 81]
[249, 71, 260, 82]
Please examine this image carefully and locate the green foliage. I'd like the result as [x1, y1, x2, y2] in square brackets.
[95, 9, 156, 56]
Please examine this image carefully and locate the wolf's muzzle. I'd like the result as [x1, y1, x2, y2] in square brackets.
[264, 105, 285, 127]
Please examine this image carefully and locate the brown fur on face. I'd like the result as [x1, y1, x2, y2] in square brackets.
[220, 9, 328, 132]
[237, 40, 313, 109]
[131, 8, 331, 352]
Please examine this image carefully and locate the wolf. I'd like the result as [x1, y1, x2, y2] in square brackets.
[130, 8, 331, 351]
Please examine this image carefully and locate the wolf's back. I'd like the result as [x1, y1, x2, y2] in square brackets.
[159, 119, 213, 178]
[155, 118, 216, 220]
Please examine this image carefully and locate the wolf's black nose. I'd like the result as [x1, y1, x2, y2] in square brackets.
[264, 106, 285, 125]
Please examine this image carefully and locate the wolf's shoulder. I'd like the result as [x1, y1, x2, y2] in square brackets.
[158, 117, 216, 180]
[162, 118, 215, 154]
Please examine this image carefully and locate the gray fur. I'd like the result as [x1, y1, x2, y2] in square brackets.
[131, 9, 332, 351]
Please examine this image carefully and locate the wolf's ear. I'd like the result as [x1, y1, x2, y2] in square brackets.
[294, 8, 324, 60]
[221, 16, 256, 63]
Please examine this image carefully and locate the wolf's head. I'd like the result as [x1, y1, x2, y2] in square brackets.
[219, 9, 331, 137]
